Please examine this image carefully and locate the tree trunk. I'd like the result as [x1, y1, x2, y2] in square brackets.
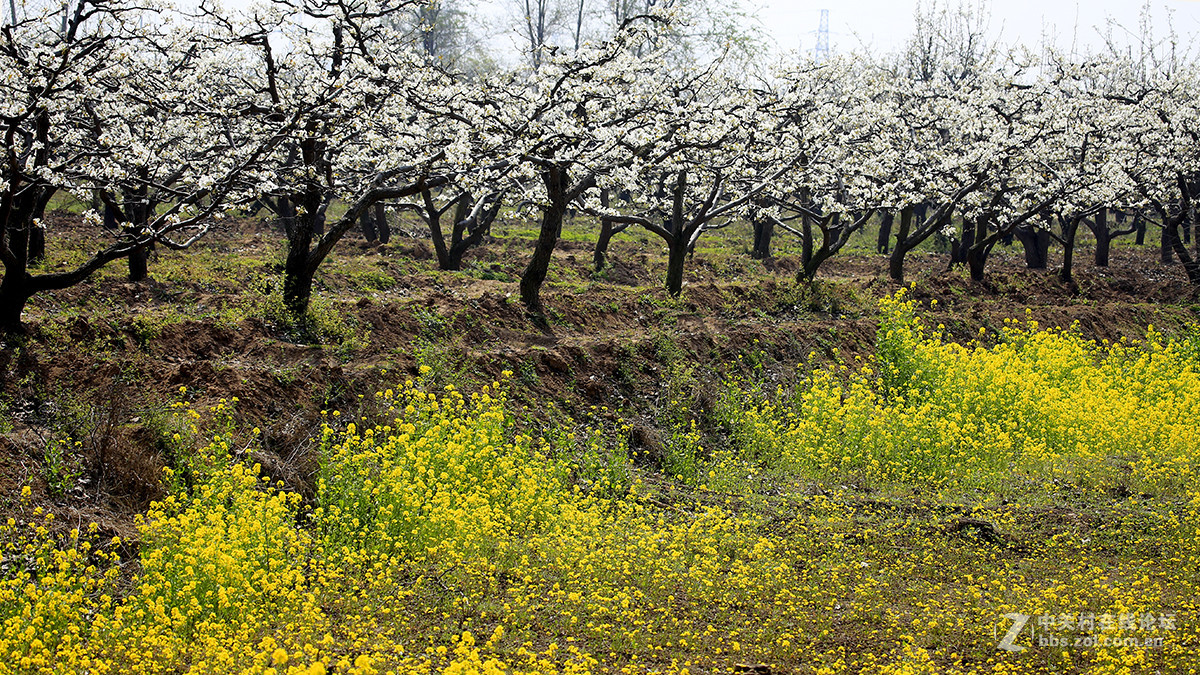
[1015, 226, 1049, 269]
[1059, 217, 1079, 283]
[1162, 224, 1176, 264]
[1167, 221, 1200, 284]
[282, 258, 315, 319]
[949, 223, 973, 266]
[128, 244, 151, 282]
[1092, 208, 1112, 267]
[1135, 214, 1146, 245]
[888, 206, 914, 282]
[666, 236, 688, 297]
[966, 246, 987, 282]
[519, 207, 564, 314]
[0, 272, 29, 333]
[751, 215, 773, 260]
[359, 209, 377, 242]
[876, 211, 893, 254]
[799, 248, 833, 282]
[965, 213, 991, 281]
[375, 203, 390, 244]
[520, 168, 568, 315]
[800, 217, 813, 270]
[283, 206, 317, 318]
[595, 218, 616, 272]
[28, 227, 45, 265]
[277, 196, 296, 238]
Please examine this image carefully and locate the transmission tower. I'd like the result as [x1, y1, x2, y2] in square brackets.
[814, 9, 830, 62]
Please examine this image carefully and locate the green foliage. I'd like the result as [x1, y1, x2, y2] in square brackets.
[568, 424, 633, 497]
[129, 309, 190, 347]
[40, 439, 82, 497]
[346, 267, 396, 291]
[410, 306, 474, 389]
[656, 356, 707, 486]
[247, 275, 372, 355]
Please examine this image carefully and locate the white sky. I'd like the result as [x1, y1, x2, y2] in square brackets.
[478, 1, 1200, 62]
[745, 1, 1200, 57]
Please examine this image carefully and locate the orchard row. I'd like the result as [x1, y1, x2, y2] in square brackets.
[2, 0, 1198, 331]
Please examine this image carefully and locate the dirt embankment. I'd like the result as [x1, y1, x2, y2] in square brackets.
[2, 218, 1198, 530]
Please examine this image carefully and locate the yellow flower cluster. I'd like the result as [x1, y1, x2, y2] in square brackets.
[717, 289, 1200, 500]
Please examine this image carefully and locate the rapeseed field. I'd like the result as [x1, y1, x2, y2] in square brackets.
[2, 291, 1197, 674]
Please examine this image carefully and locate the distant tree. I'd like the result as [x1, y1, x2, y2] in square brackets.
[512, 0, 566, 70]
[399, 0, 478, 69]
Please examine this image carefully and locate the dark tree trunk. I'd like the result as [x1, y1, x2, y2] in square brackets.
[1015, 226, 1050, 269]
[949, 223, 973, 266]
[1168, 176, 1200, 284]
[750, 209, 774, 260]
[1060, 216, 1079, 283]
[966, 245, 988, 282]
[282, 183, 321, 318]
[103, 203, 119, 231]
[595, 218, 616, 272]
[876, 211, 893, 254]
[666, 236, 688, 297]
[444, 195, 473, 271]
[1135, 214, 1146, 245]
[1167, 221, 1200, 284]
[375, 203, 390, 244]
[798, 215, 836, 281]
[283, 233, 315, 319]
[1092, 208, 1112, 267]
[888, 206, 914, 282]
[964, 210, 994, 281]
[0, 272, 30, 333]
[965, 217, 989, 282]
[799, 247, 834, 282]
[359, 209, 377, 242]
[751, 215, 774, 260]
[128, 244, 151, 282]
[520, 167, 568, 315]
[0, 186, 57, 331]
[800, 217, 813, 270]
[28, 226, 45, 265]
[1162, 224, 1176, 264]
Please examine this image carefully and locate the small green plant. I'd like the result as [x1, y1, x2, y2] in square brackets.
[660, 418, 703, 485]
[410, 306, 474, 389]
[41, 438, 82, 496]
[570, 425, 633, 496]
[0, 396, 13, 434]
[517, 358, 539, 386]
[130, 309, 189, 347]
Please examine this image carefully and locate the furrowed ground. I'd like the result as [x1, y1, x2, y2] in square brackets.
[1, 211, 1199, 674]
